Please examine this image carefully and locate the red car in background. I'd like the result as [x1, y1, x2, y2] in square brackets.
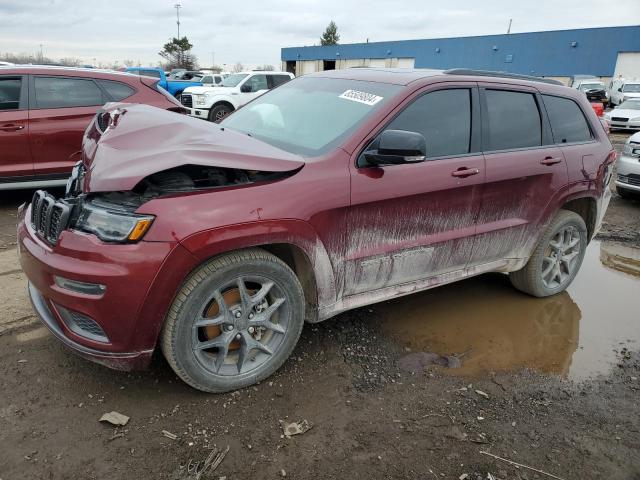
[0, 66, 184, 190]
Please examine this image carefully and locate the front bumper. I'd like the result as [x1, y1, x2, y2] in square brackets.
[615, 154, 640, 192]
[186, 107, 210, 119]
[608, 120, 640, 130]
[17, 203, 177, 370]
[28, 282, 152, 370]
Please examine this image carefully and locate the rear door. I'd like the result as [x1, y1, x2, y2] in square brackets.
[29, 75, 107, 176]
[346, 83, 484, 296]
[469, 84, 567, 266]
[0, 75, 32, 178]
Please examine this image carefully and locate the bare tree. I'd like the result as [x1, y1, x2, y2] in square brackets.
[255, 64, 275, 71]
[232, 62, 244, 73]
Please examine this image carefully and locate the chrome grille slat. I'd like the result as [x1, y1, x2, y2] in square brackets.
[30, 190, 72, 245]
[180, 94, 193, 108]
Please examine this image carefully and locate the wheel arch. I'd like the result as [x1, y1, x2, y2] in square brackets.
[179, 220, 338, 319]
[211, 99, 236, 111]
[257, 243, 319, 323]
[560, 195, 598, 241]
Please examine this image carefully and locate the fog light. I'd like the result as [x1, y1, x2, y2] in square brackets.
[54, 276, 106, 296]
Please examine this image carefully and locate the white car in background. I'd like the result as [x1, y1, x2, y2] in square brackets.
[180, 71, 294, 122]
[609, 79, 640, 106]
[604, 99, 640, 131]
[616, 131, 640, 198]
[0, 61, 14, 67]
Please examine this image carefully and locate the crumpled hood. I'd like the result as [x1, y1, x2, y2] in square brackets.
[82, 103, 304, 192]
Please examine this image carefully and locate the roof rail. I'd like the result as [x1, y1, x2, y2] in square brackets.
[444, 69, 564, 86]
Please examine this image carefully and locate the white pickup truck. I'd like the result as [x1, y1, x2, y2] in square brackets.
[180, 71, 294, 122]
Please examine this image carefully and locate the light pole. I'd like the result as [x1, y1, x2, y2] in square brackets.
[39, 43, 43, 62]
[174, 4, 181, 39]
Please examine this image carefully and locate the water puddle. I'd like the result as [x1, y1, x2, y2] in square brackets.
[376, 241, 640, 381]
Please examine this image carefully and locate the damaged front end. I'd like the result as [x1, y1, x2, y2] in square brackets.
[34, 161, 298, 246]
[32, 103, 303, 246]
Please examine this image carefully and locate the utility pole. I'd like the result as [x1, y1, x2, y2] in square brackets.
[39, 43, 43, 61]
[211, 51, 215, 68]
[174, 3, 181, 39]
[507, 18, 513, 34]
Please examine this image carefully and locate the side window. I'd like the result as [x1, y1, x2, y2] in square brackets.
[385, 88, 472, 158]
[97, 80, 136, 101]
[201, 76, 213, 84]
[268, 75, 291, 89]
[244, 75, 268, 92]
[34, 77, 104, 108]
[0, 77, 22, 111]
[542, 95, 592, 144]
[214, 75, 222, 84]
[140, 69, 161, 79]
[484, 89, 541, 151]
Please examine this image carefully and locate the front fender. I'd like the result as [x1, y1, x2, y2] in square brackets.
[206, 95, 237, 109]
[179, 219, 337, 310]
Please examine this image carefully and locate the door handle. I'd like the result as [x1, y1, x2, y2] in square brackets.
[451, 167, 480, 178]
[541, 156, 562, 166]
[0, 124, 24, 132]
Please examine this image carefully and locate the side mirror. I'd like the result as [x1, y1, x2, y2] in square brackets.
[618, 87, 623, 92]
[364, 130, 427, 166]
[240, 83, 253, 93]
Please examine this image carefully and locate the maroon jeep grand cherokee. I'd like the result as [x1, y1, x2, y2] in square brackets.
[18, 68, 615, 392]
[0, 65, 184, 190]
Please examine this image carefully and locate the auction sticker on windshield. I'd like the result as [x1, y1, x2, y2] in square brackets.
[339, 90, 383, 106]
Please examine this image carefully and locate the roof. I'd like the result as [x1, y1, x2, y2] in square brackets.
[305, 67, 563, 87]
[306, 68, 444, 85]
[0, 65, 136, 79]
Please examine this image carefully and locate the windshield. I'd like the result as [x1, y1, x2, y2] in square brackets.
[623, 84, 640, 93]
[221, 74, 248, 87]
[619, 99, 640, 110]
[221, 77, 402, 156]
[579, 83, 604, 91]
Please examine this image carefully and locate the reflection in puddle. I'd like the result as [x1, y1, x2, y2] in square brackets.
[376, 241, 640, 380]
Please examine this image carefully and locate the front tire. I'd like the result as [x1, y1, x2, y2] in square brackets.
[161, 248, 305, 393]
[208, 103, 233, 123]
[509, 210, 587, 297]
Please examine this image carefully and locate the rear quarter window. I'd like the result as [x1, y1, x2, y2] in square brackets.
[542, 95, 592, 144]
[97, 80, 136, 101]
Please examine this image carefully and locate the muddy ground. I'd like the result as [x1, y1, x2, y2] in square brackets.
[0, 132, 639, 479]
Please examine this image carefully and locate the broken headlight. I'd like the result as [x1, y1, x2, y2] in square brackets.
[74, 202, 154, 243]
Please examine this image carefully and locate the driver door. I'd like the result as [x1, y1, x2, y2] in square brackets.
[345, 83, 484, 296]
[239, 74, 268, 106]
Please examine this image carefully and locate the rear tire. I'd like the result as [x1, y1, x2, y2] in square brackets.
[161, 248, 305, 393]
[208, 103, 233, 123]
[509, 210, 587, 297]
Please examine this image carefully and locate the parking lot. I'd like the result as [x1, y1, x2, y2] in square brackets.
[0, 131, 638, 479]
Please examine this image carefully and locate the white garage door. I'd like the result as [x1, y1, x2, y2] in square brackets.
[397, 58, 415, 68]
[614, 52, 640, 79]
[368, 58, 387, 67]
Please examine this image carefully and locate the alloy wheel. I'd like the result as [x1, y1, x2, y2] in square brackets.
[541, 226, 582, 289]
[192, 276, 288, 376]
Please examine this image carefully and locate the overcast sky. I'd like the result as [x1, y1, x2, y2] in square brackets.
[1, 0, 639, 68]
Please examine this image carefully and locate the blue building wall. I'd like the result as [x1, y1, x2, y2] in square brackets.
[281, 26, 640, 76]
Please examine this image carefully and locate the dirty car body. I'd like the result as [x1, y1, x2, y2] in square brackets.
[17, 69, 616, 391]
